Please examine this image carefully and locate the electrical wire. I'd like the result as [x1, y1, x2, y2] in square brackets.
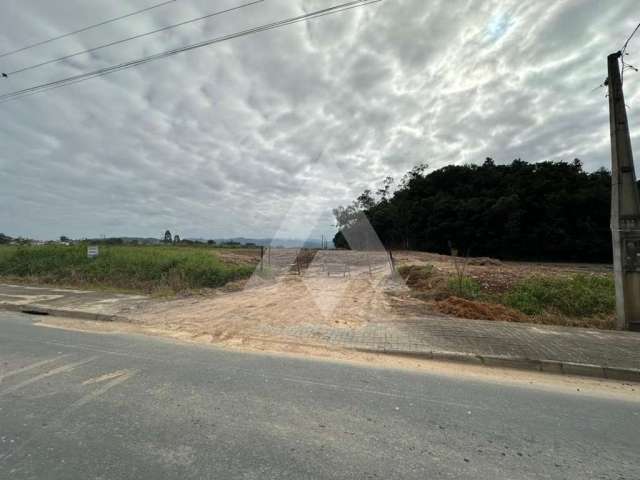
[595, 21, 640, 92]
[0, 0, 383, 103]
[621, 21, 640, 84]
[3, 0, 265, 77]
[0, 0, 177, 59]
[622, 22, 640, 54]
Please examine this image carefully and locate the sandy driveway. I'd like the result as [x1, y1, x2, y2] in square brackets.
[129, 250, 406, 343]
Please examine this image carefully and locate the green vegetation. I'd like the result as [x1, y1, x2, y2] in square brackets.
[0, 245, 18, 264]
[0, 245, 255, 293]
[398, 264, 482, 300]
[335, 159, 624, 262]
[398, 262, 615, 327]
[502, 274, 615, 317]
[447, 275, 482, 300]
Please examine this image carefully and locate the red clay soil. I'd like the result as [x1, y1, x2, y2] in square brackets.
[433, 296, 528, 323]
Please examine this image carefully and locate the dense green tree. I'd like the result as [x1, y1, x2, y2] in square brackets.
[334, 159, 620, 262]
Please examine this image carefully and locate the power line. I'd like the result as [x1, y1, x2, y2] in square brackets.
[0, 0, 383, 103]
[622, 22, 640, 54]
[621, 21, 640, 84]
[0, 0, 177, 59]
[3, 0, 265, 77]
[594, 21, 640, 93]
[0, 0, 381, 102]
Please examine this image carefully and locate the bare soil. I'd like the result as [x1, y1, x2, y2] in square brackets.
[389, 251, 616, 327]
[393, 250, 612, 294]
[433, 297, 528, 323]
[120, 249, 616, 342]
[216, 249, 261, 265]
[126, 249, 402, 343]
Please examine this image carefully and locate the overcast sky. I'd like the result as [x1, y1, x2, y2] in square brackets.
[1, 0, 638, 241]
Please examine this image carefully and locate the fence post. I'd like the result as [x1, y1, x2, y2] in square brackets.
[388, 250, 396, 276]
[260, 246, 264, 272]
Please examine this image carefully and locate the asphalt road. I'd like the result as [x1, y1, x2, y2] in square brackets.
[0, 312, 638, 479]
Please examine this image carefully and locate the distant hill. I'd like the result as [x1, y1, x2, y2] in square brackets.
[0, 233, 13, 244]
[0, 234, 327, 249]
[82, 237, 162, 245]
[212, 238, 325, 249]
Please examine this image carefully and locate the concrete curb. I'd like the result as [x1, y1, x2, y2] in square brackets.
[0, 303, 124, 323]
[356, 348, 640, 383]
[244, 335, 640, 382]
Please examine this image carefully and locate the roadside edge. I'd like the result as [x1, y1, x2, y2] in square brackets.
[0, 303, 123, 323]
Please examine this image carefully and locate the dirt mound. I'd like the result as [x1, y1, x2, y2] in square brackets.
[434, 296, 527, 323]
[396, 264, 449, 300]
[467, 257, 502, 266]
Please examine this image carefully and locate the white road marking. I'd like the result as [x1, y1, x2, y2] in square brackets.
[82, 369, 130, 385]
[0, 367, 136, 464]
[1, 333, 485, 408]
[72, 370, 137, 409]
[0, 356, 99, 397]
[0, 354, 71, 383]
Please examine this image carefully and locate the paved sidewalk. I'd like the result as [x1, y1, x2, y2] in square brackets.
[250, 316, 640, 381]
[0, 283, 150, 321]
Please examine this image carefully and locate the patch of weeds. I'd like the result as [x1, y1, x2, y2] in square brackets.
[502, 274, 615, 317]
[447, 275, 482, 300]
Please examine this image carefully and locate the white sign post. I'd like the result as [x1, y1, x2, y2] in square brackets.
[87, 245, 100, 259]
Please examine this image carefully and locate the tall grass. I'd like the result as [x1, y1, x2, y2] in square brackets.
[502, 274, 615, 317]
[447, 276, 482, 300]
[0, 245, 18, 263]
[0, 245, 255, 293]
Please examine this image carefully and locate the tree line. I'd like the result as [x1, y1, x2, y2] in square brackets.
[333, 158, 633, 263]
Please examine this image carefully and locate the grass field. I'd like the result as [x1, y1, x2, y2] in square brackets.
[502, 275, 615, 317]
[0, 245, 257, 294]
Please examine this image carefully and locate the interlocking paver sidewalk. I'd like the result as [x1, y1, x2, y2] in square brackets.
[251, 316, 640, 381]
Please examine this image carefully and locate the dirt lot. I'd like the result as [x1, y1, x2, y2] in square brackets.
[392, 251, 614, 327]
[130, 249, 402, 342]
[117, 249, 614, 344]
[393, 251, 612, 294]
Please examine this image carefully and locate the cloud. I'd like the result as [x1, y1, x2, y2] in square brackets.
[1, 0, 638, 240]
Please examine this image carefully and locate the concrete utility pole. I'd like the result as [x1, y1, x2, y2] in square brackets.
[607, 51, 640, 331]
